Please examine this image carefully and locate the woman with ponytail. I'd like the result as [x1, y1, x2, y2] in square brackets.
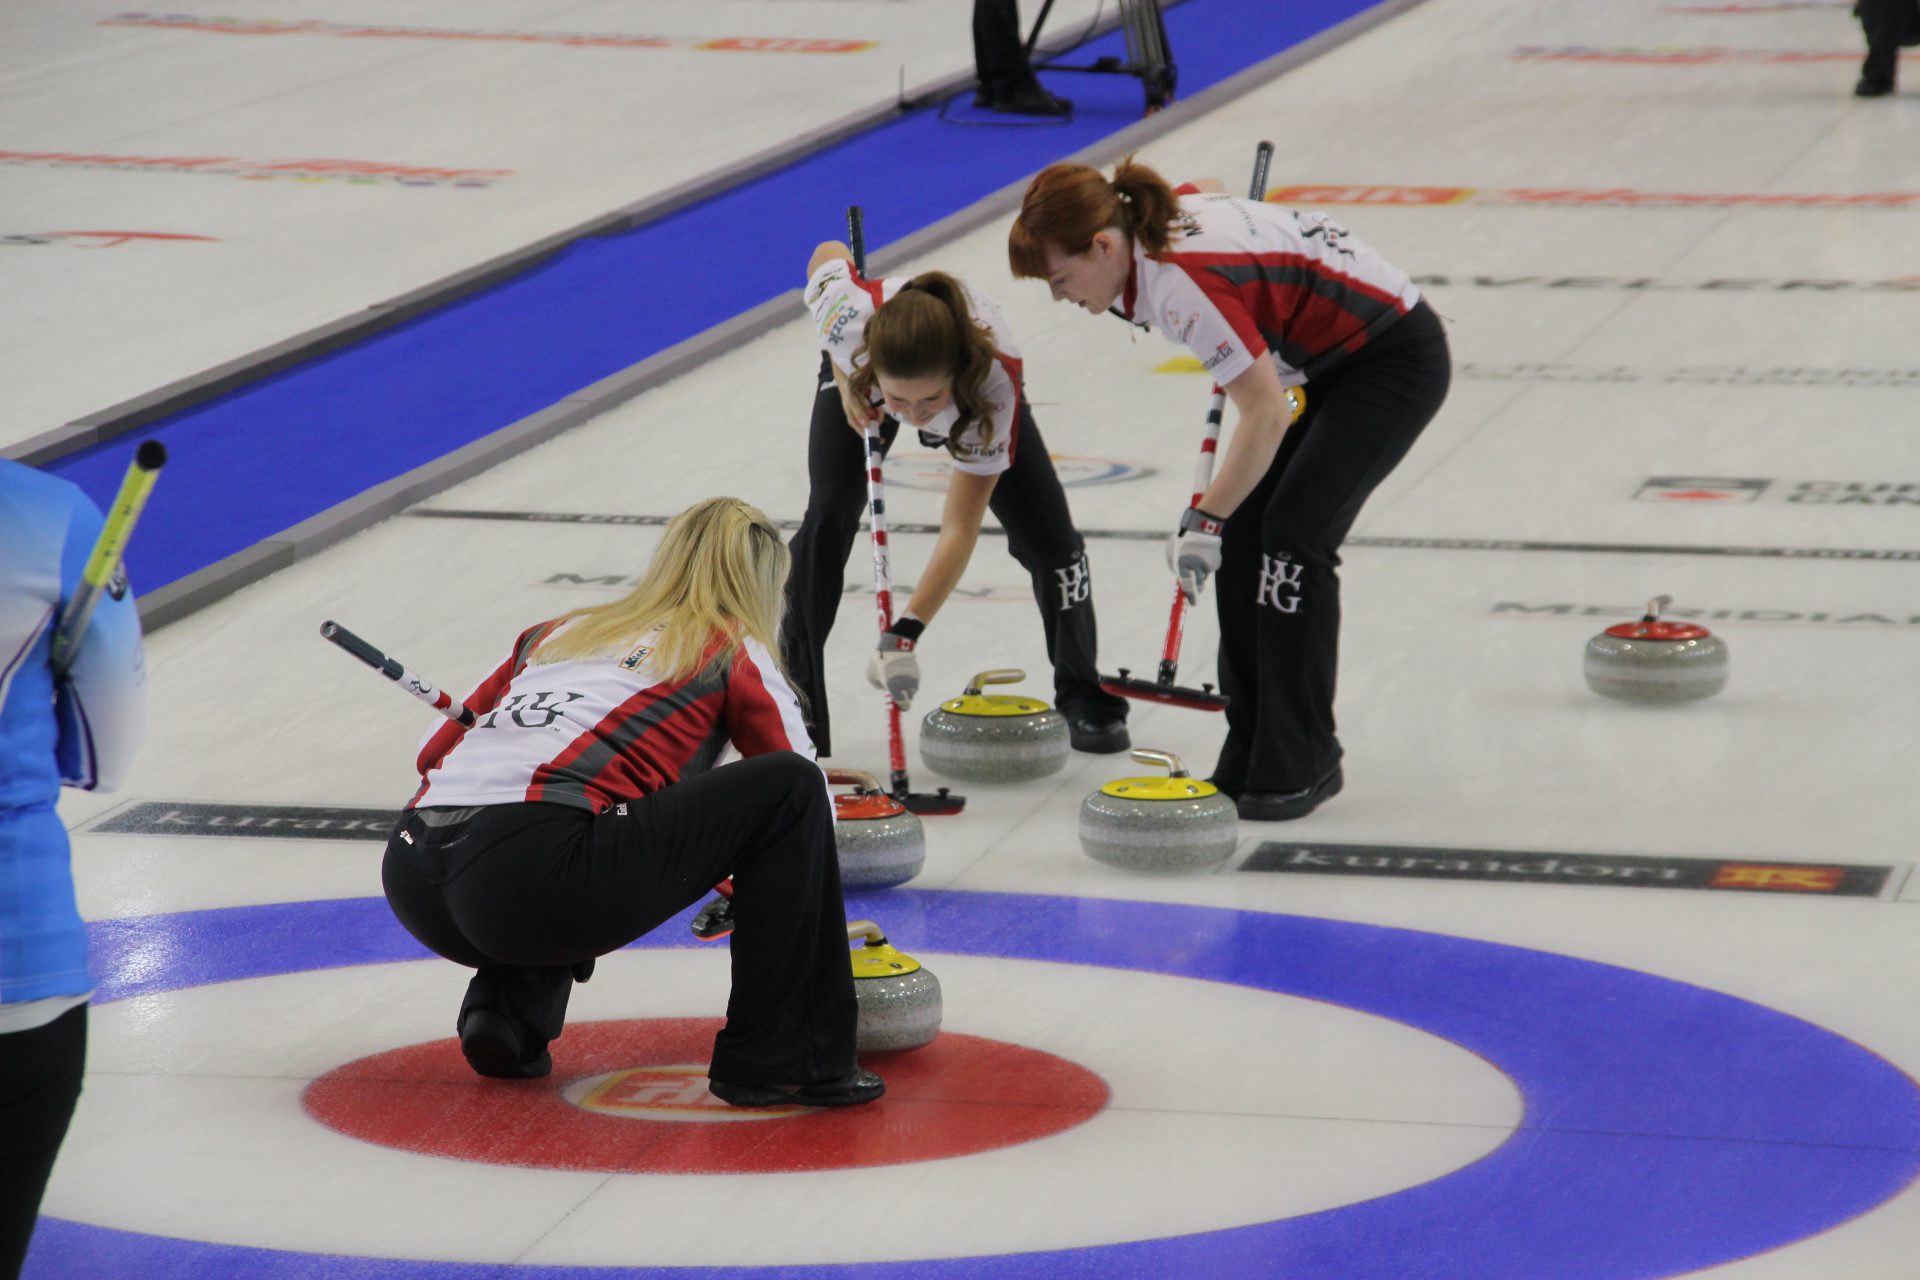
[783, 243, 1130, 756]
[1010, 155, 1451, 821]
[382, 497, 882, 1109]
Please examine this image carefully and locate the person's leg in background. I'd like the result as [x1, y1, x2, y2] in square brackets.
[973, 0, 1072, 115]
[987, 406, 1130, 751]
[0, 1005, 86, 1280]
[781, 354, 900, 756]
[1853, 0, 1907, 95]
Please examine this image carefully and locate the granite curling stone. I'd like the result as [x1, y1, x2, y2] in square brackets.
[920, 668, 1070, 782]
[1584, 594, 1730, 703]
[1079, 749, 1240, 872]
[828, 768, 925, 888]
[849, 920, 942, 1053]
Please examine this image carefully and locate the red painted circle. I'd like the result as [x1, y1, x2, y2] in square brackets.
[1603, 620, 1712, 641]
[303, 1018, 1108, 1174]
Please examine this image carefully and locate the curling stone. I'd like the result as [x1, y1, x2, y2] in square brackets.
[828, 768, 925, 888]
[920, 668, 1070, 782]
[849, 920, 942, 1053]
[1584, 594, 1730, 703]
[1079, 749, 1239, 872]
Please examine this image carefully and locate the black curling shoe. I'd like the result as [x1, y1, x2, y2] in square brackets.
[974, 77, 1073, 116]
[459, 1008, 552, 1079]
[1235, 766, 1344, 822]
[709, 1070, 886, 1109]
[1066, 714, 1131, 754]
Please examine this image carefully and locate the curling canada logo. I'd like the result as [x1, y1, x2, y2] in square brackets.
[1637, 476, 1920, 505]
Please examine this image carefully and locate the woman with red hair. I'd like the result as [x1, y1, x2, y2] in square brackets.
[1009, 156, 1451, 820]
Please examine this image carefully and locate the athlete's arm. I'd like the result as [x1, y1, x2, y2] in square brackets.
[724, 639, 817, 761]
[831, 362, 877, 437]
[807, 242, 880, 435]
[808, 241, 854, 277]
[901, 469, 997, 624]
[1200, 356, 1299, 518]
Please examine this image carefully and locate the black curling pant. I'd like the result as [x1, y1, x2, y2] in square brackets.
[781, 354, 1125, 756]
[0, 1004, 85, 1280]
[973, 0, 1032, 97]
[380, 752, 857, 1087]
[1856, 0, 1914, 83]
[1212, 302, 1452, 795]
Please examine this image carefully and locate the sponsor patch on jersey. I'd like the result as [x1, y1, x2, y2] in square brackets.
[805, 262, 844, 305]
[819, 295, 859, 345]
[1203, 340, 1237, 371]
[620, 642, 653, 670]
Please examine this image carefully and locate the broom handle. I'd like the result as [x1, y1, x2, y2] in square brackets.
[1160, 140, 1275, 683]
[847, 205, 912, 798]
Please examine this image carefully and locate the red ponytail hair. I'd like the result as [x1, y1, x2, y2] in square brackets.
[1009, 154, 1183, 278]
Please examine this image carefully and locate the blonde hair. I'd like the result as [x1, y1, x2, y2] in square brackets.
[1009, 154, 1185, 279]
[847, 271, 1004, 458]
[531, 497, 789, 682]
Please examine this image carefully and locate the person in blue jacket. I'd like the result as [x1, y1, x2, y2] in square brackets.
[0, 457, 147, 1280]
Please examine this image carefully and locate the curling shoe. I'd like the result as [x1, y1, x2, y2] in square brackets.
[1236, 765, 1343, 822]
[709, 1070, 886, 1109]
[459, 1008, 552, 1080]
[1066, 713, 1131, 754]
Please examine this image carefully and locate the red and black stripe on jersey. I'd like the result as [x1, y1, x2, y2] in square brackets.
[525, 658, 733, 810]
[1166, 251, 1413, 379]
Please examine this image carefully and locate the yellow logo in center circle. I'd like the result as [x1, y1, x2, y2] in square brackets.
[563, 1066, 811, 1121]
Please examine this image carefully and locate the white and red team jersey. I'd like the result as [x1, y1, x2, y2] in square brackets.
[408, 620, 815, 813]
[1120, 191, 1422, 388]
[804, 258, 1024, 477]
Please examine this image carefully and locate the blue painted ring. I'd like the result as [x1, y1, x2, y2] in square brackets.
[39, 888, 1920, 1279]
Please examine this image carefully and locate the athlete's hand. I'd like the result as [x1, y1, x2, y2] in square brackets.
[1167, 507, 1226, 605]
[842, 382, 880, 436]
[866, 628, 920, 709]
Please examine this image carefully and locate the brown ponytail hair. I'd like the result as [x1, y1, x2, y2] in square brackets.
[847, 271, 1003, 458]
[1009, 154, 1185, 280]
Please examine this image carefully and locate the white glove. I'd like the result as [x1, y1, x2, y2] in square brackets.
[866, 626, 921, 709]
[1166, 507, 1225, 605]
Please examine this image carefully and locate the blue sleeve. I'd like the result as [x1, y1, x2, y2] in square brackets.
[54, 492, 147, 791]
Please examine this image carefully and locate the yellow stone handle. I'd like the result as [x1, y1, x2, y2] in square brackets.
[1129, 748, 1191, 779]
[962, 668, 1028, 696]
